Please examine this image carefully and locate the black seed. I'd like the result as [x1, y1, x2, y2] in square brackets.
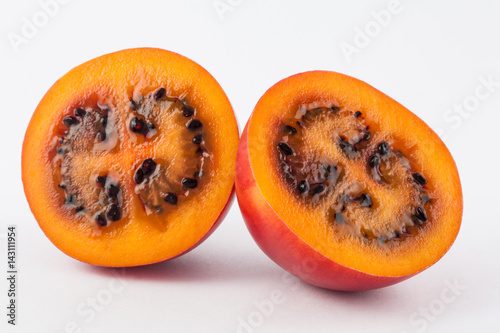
[59, 138, 64, 144]
[96, 176, 107, 187]
[283, 125, 297, 135]
[187, 119, 203, 132]
[193, 171, 200, 178]
[130, 117, 148, 135]
[312, 184, 326, 195]
[338, 139, 356, 154]
[75, 206, 85, 214]
[134, 168, 145, 184]
[95, 214, 107, 226]
[363, 132, 371, 141]
[107, 183, 120, 199]
[330, 105, 341, 112]
[56, 147, 65, 155]
[63, 116, 79, 127]
[154, 87, 166, 100]
[141, 159, 157, 176]
[278, 142, 294, 156]
[354, 111, 362, 118]
[130, 100, 138, 111]
[182, 105, 195, 117]
[107, 204, 121, 221]
[182, 178, 198, 189]
[58, 184, 66, 189]
[100, 116, 108, 128]
[335, 212, 345, 224]
[412, 173, 427, 185]
[369, 155, 380, 168]
[196, 147, 205, 155]
[414, 207, 428, 222]
[74, 108, 87, 117]
[297, 180, 309, 194]
[164, 193, 178, 205]
[359, 193, 373, 208]
[296, 121, 303, 127]
[378, 142, 390, 156]
[192, 134, 203, 144]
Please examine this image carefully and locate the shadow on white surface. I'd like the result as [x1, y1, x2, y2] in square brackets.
[81, 248, 282, 284]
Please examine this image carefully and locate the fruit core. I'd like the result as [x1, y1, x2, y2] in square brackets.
[52, 87, 210, 228]
[275, 104, 432, 247]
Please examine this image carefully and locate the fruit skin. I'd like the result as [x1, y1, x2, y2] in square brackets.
[236, 125, 413, 291]
[96, 188, 235, 267]
[235, 70, 463, 291]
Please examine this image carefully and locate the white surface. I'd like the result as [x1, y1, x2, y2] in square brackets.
[1, 1, 499, 332]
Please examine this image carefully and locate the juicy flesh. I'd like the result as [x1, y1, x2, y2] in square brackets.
[247, 71, 462, 277]
[22, 48, 238, 266]
[52, 88, 211, 229]
[275, 106, 432, 246]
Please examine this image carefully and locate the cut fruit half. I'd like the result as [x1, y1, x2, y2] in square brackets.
[235, 71, 463, 291]
[22, 48, 239, 267]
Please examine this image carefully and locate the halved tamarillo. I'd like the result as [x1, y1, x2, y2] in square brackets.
[235, 71, 462, 291]
[22, 48, 238, 267]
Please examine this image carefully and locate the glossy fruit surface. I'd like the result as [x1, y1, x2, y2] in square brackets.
[236, 71, 462, 291]
[23, 48, 238, 266]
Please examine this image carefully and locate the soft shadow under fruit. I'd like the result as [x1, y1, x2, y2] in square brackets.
[235, 71, 462, 291]
[22, 48, 239, 267]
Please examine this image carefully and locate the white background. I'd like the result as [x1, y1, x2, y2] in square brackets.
[1, 0, 500, 332]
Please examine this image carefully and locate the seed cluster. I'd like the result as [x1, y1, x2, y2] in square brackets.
[54, 87, 210, 227]
[93, 175, 122, 227]
[56, 104, 113, 222]
[276, 106, 432, 245]
[130, 87, 208, 216]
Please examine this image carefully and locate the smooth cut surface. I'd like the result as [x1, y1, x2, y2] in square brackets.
[22, 48, 239, 266]
[243, 71, 462, 278]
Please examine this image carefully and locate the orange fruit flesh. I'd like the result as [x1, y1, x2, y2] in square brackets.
[247, 71, 462, 277]
[22, 48, 238, 266]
